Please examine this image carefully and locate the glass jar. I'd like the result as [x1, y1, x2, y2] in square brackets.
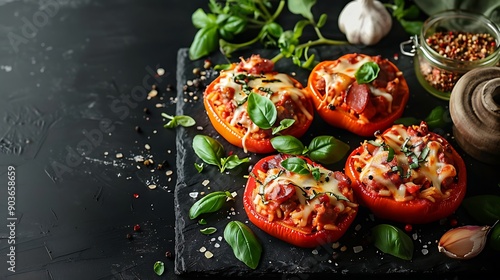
[400, 10, 500, 100]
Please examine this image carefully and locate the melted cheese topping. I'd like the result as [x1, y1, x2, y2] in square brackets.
[314, 55, 394, 117]
[254, 162, 356, 231]
[355, 125, 457, 202]
[214, 70, 313, 152]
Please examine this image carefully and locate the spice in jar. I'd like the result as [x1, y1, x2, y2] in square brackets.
[422, 31, 497, 93]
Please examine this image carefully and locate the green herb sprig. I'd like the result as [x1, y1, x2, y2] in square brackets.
[192, 135, 249, 173]
[162, 113, 196, 128]
[384, 0, 424, 35]
[189, 0, 348, 69]
[271, 135, 350, 165]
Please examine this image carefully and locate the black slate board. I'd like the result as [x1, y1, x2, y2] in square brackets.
[174, 46, 499, 278]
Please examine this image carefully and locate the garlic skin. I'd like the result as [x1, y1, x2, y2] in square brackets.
[338, 0, 392, 46]
[438, 225, 491, 260]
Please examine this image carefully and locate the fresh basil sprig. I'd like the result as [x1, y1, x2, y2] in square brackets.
[355, 62, 380, 84]
[192, 135, 249, 172]
[189, 0, 348, 69]
[371, 224, 414, 260]
[162, 113, 196, 128]
[189, 190, 234, 219]
[224, 221, 262, 269]
[271, 135, 350, 164]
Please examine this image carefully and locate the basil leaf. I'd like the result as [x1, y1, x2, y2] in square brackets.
[221, 154, 250, 172]
[175, 115, 196, 127]
[153, 261, 165, 276]
[189, 26, 219, 60]
[307, 136, 350, 164]
[272, 118, 295, 135]
[355, 62, 380, 84]
[247, 92, 277, 129]
[281, 157, 310, 174]
[287, 0, 315, 21]
[371, 224, 414, 260]
[189, 191, 233, 219]
[462, 195, 500, 224]
[162, 113, 196, 128]
[264, 22, 283, 38]
[424, 105, 449, 129]
[489, 223, 500, 251]
[221, 15, 246, 35]
[270, 135, 305, 155]
[191, 8, 215, 29]
[192, 135, 225, 169]
[224, 221, 262, 269]
[200, 227, 217, 235]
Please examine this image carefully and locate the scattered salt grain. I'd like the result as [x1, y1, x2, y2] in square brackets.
[202, 179, 210, 186]
[145, 144, 151, 150]
[353, 246, 363, 253]
[148, 184, 157, 190]
[147, 89, 158, 99]
[199, 246, 206, 253]
[115, 153, 123, 159]
[134, 155, 145, 162]
[156, 68, 165, 76]
[166, 170, 173, 176]
[204, 251, 213, 259]
[189, 192, 199, 199]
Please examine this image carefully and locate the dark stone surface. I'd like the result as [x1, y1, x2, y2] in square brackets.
[174, 45, 500, 279]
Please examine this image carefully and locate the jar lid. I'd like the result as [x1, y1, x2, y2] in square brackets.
[449, 67, 500, 165]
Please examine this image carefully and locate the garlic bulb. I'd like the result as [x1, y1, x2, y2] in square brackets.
[338, 0, 392, 45]
[438, 225, 491, 260]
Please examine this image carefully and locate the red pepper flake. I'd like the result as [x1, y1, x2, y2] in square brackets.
[133, 224, 141, 232]
[133, 193, 139, 199]
[404, 224, 413, 232]
[449, 217, 458, 227]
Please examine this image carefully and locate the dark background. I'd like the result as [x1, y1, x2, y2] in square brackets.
[0, 1, 498, 280]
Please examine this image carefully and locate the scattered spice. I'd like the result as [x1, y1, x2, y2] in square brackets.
[165, 251, 173, 259]
[133, 193, 139, 199]
[133, 224, 141, 232]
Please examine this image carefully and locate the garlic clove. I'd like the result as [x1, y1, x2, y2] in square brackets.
[438, 225, 491, 260]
